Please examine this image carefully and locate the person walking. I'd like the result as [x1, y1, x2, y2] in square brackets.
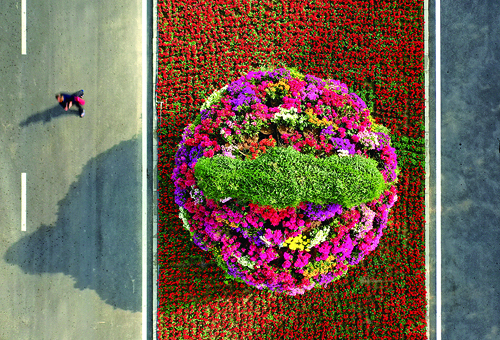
[55, 90, 85, 117]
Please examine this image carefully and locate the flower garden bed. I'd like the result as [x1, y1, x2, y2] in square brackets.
[157, 0, 426, 339]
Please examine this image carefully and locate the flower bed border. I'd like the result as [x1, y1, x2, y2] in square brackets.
[156, 0, 427, 339]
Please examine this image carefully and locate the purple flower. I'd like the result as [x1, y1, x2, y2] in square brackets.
[245, 70, 266, 83]
[174, 187, 188, 208]
[170, 67, 398, 296]
[316, 272, 336, 286]
[304, 202, 342, 221]
[227, 79, 258, 110]
[300, 83, 320, 102]
[266, 68, 291, 81]
[200, 108, 211, 120]
[304, 74, 327, 88]
[327, 137, 356, 155]
[193, 232, 209, 251]
[327, 79, 349, 94]
[188, 144, 204, 168]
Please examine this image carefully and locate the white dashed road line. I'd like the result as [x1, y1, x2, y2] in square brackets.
[21, 0, 26, 55]
[21, 173, 26, 231]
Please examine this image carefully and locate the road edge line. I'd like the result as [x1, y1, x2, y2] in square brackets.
[151, 0, 159, 337]
[435, 0, 442, 338]
[424, 0, 430, 338]
[142, 0, 150, 338]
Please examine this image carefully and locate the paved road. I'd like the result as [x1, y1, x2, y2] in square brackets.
[427, 0, 500, 339]
[0, 0, 152, 339]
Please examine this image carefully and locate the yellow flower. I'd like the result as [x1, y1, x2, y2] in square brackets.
[277, 80, 290, 92]
[284, 234, 310, 251]
[289, 69, 305, 80]
[368, 115, 377, 126]
[302, 254, 338, 278]
[304, 108, 336, 127]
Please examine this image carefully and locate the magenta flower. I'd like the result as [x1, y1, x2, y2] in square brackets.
[171, 67, 399, 295]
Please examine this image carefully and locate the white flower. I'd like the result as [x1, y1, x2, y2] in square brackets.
[308, 226, 331, 249]
[271, 106, 300, 126]
[358, 131, 380, 150]
[259, 235, 272, 247]
[337, 149, 349, 157]
[178, 207, 191, 232]
[221, 145, 237, 159]
[189, 187, 204, 204]
[237, 255, 255, 269]
[201, 85, 228, 112]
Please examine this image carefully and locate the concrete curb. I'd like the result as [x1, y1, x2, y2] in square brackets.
[424, 0, 432, 338]
[424, 0, 431, 339]
[147, 3, 433, 338]
[151, 0, 159, 338]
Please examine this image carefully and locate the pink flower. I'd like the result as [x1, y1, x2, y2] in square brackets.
[203, 149, 214, 158]
[294, 251, 311, 268]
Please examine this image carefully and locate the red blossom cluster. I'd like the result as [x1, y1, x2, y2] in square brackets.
[247, 135, 276, 159]
[156, 0, 426, 339]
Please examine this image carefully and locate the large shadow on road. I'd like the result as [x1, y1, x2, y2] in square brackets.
[4, 138, 142, 312]
[19, 105, 81, 127]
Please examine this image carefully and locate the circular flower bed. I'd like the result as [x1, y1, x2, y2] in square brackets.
[172, 67, 399, 296]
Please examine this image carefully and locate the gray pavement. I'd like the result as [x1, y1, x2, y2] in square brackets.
[427, 0, 500, 339]
[0, 0, 152, 339]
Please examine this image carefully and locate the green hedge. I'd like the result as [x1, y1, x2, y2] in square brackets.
[194, 146, 385, 209]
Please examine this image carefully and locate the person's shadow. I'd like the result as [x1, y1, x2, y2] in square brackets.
[19, 105, 81, 127]
[4, 138, 142, 312]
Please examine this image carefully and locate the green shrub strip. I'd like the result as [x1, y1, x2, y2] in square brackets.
[194, 146, 385, 209]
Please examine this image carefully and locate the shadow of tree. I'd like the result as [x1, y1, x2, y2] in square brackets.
[19, 105, 81, 127]
[4, 138, 142, 312]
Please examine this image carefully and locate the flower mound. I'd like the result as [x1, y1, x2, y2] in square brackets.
[172, 67, 398, 296]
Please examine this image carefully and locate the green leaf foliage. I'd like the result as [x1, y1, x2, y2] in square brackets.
[194, 146, 385, 209]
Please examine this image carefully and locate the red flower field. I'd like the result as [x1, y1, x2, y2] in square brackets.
[156, 0, 426, 339]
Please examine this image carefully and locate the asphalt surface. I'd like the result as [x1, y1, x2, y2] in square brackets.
[0, 0, 152, 339]
[4, 0, 497, 339]
[427, 1, 500, 339]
